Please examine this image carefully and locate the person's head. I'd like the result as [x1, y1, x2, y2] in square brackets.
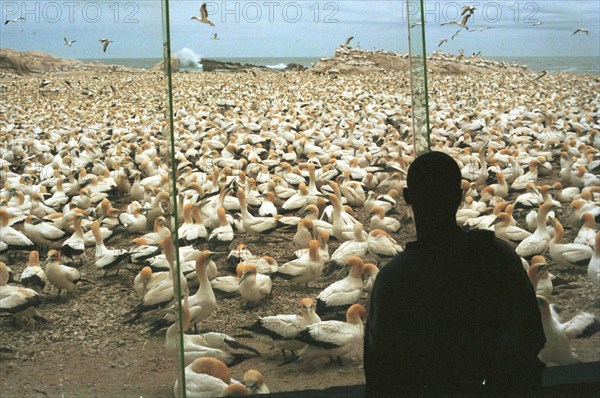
[403, 151, 462, 223]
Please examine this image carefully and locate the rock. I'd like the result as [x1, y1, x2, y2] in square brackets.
[285, 63, 307, 71]
[311, 47, 528, 75]
[152, 56, 181, 73]
[0, 48, 139, 75]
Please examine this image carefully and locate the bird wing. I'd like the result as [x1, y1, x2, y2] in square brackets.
[256, 315, 303, 339]
[210, 276, 239, 294]
[504, 227, 531, 243]
[318, 281, 363, 307]
[64, 37, 68, 44]
[257, 274, 273, 295]
[63, 265, 81, 283]
[460, 12, 471, 26]
[559, 245, 593, 266]
[296, 322, 355, 349]
[344, 36, 353, 46]
[516, 237, 547, 257]
[561, 312, 599, 339]
[201, 3, 208, 18]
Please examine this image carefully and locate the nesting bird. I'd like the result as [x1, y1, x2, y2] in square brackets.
[44, 250, 90, 296]
[281, 303, 367, 365]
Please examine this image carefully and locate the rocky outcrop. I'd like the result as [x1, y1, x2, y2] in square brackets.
[153, 57, 307, 73]
[0, 48, 139, 75]
[312, 47, 527, 75]
[152, 56, 181, 73]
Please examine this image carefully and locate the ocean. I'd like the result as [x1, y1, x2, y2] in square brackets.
[80, 56, 599, 75]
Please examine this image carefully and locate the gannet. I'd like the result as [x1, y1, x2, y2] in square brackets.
[20, 251, 46, 293]
[282, 304, 366, 365]
[243, 369, 269, 394]
[4, 17, 25, 24]
[45, 250, 90, 296]
[238, 263, 272, 306]
[549, 218, 593, 267]
[242, 297, 321, 358]
[516, 202, 554, 259]
[191, 3, 215, 26]
[0, 262, 47, 323]
[316, 256, 365, 318]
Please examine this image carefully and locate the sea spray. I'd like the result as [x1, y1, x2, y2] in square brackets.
[266, 63, 287, 70]
[177, 48, 203, 71]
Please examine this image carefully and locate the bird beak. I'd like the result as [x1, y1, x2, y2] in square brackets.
[238, 272, 250, 285]
[489, 216, 502, 227]
[538, 263, 550, 273]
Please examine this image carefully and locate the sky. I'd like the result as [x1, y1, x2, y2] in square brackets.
[0, 1, 598, 59]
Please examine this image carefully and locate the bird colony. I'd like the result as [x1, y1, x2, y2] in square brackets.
[1, 59, 599, 395]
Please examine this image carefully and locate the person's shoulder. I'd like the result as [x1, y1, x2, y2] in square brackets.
[377, 252, 411, 278]
[466, 229, 516, 254]
[464, 228, 495, 243]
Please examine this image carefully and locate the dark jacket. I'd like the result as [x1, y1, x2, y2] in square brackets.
[364, 227, 545, 397]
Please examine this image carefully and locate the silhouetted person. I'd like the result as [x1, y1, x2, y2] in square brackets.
[364, 151, 545, 397]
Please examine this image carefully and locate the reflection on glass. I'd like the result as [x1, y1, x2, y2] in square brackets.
[0, 0, 179, 396]
[406, 0, 431, 156]
[161, 0, 188, 397]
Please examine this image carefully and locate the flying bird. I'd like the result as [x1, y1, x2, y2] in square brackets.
[468, 27, 491, 32]
[342, 36, 354, 47]
[442, 10, 472, 29]
[99, 38, 113, 52]
[461, 5, 476, 16]
[212, 33, 219, 40]
[438, 39, 448, 48]
[532, 21, 542, 26]
[572, 28, 589, 35]
[4, 17, 25, 25]
[64, 37, 76, 46]
[191, 3, 215, 26]
[452, 30, 461, 39]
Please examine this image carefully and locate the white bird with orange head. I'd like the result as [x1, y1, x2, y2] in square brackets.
[549, 217, 593, 267]
[1, 261, 48, 323]
[238, 263, 272, 306]
[276, 239, 324, 286]
[243, 369, 269, 394]
[241, 297, 321, 359]
[91, 220, 130, 276]
[316, 256, 365, 318]
[20, 251, 47, 293]
[282, 303, 367, 365]
[490, 212, 531, 248]
[516, 202, 554, 259]
[527, 256, 553, 297]
[174, 357, 230, 398]
[44, 249, 89, 296]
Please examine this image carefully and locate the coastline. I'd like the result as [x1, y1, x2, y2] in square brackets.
[2, 47, 599, 77]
